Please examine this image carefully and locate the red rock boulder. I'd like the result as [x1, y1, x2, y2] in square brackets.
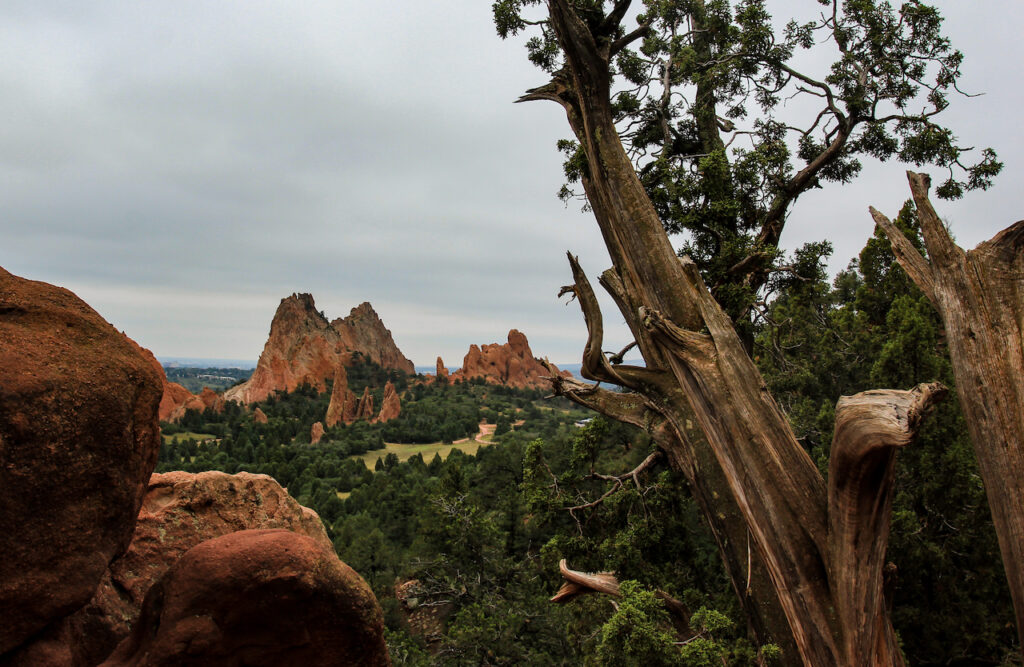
[311, 421, 325, 444]
[0, 267, 163, 656]
[101, 529, 389, 667]
[65, 471, 333, 665]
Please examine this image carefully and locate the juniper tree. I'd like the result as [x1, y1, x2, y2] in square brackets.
[494, 0, 1000, 663]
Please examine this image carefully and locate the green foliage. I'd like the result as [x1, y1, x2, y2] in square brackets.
[595, 581, 677, 667]
[496, 0, 1000, 324]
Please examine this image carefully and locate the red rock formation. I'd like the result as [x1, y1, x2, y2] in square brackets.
[225, 294, 413, 405]
[451, 329, 568, 389]
[325, 363, 350, 428]
[100, 529, 389, 667]
[356, 386, 375, 421]
[333, 302, 414, 374]
[197, 387, 224, 412]
[158, 381, 193, 421]
[342, 388, 360, 424]
[311, 421, 325, 444]
[374, 381, 401, 423]
[436, 356, 449, 381]
[60, 471, 332, 665]
[157, 379, 226, 424]
[0, 267, 163, 657]
[252, 407, 268, 424]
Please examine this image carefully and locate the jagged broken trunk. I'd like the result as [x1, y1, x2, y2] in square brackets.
[873, 174, 1024, 647]
[524, 2, 944, 664]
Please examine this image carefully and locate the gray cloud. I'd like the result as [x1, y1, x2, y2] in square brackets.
[1, 1, 1020, 366]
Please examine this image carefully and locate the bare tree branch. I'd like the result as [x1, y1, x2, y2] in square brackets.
[869, 205, 937, 306]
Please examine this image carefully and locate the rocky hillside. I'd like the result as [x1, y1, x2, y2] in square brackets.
[225, 293, 413, 404]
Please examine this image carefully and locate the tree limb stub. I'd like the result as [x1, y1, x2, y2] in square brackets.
[551, 559, 693, 635]
[907, 171, 965, 267]
[869, 206, 937, 306]
[829, 382, 947, 666]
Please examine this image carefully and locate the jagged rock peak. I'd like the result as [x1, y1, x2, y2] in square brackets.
[224, 293, 414, 404]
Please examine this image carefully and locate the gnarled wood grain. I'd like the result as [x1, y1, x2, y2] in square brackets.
[874, 172, 1024, 646]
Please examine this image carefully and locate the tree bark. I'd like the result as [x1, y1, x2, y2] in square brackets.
[872, 172, 1024, 647]
[518, 3, 948, 664]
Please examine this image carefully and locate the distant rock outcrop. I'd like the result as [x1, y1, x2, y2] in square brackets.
[375, 381, 401, 423]
[356, 386, 375, 421]
[158, 380, 194, 422]
[253, 407, 269, 424]
[436, 356, 449, 380]
[100, 530, 389, 667]
[225, 293, 413, 404]
[311, 421, 325, 444]
[325, 363, 351, 428]
[157, 378, 226, 423]
[451, 329, 568, 389]
[60, 471, 332, 665]
[0, 267, 163, 658]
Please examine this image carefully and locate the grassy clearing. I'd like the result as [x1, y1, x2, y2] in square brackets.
[162, 431, 217, 444]
[336, 491, 352, 500]
[353, 440, 489, 470]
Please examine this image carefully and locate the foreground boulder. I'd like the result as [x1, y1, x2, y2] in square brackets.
[0, 268, 163, 657]
[68, 471, 332, 665]
[101, 529, 389, 667]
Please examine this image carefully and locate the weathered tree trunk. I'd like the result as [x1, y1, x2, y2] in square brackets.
[872, 173, 1024, 646]
[519, 2, 948, 664]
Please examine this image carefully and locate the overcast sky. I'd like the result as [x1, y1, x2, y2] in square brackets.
[2, 1, 1022, 366]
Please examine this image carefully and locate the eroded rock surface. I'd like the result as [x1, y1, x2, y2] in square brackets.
[225, 294, 413, 404]
[0, 267, 163, 657]
[325, 362, 351, 428]
[375, 381, 401, 423]
[67, 471, 332, 665]
[101, 529, 389, 667]
[451, 329, 568, 389]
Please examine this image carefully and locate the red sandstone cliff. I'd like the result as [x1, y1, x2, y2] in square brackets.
[225, 294, 413, 404]
[451, 329, 568, 390]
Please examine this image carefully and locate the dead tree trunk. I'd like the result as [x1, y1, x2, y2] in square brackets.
[519, 2, 947, 664]
[871, 172, 1024, 646]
